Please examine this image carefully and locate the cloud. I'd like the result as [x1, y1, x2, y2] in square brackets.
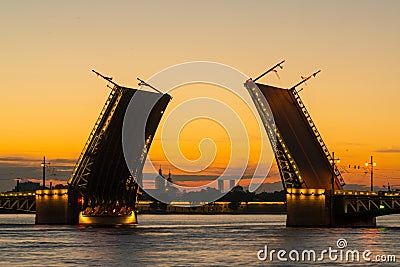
[0, 156, 74, 192]
[344, 183, 385, 191]
[337, 142, 363, 146]
[0, 156, 33, 163]
[374, 148, 400, 153]
[27, 178, 67, 186]
[0, 156, 77, 166]
[49, 158, 77, 165]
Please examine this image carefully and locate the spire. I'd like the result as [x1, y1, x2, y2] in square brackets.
[167, 169, 173, 183]
[158, 165, 162, 176]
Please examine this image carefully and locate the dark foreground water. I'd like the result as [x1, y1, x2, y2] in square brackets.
[0, 214, 399, 266]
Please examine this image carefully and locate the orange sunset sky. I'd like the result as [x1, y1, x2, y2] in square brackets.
[1, 1, 400, 191]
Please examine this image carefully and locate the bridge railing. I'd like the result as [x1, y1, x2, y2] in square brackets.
[245, 81, 305, 189]
[291, 89, 346, 186]
[69, 84, 125, 190]
[335, 190, 400, 197]
[0, 192, 35, 197]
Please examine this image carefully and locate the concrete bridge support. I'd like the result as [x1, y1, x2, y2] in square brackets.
[35, 189, 81, 224]
[286, 188, 376, 227]
[286, 188, 330, 227]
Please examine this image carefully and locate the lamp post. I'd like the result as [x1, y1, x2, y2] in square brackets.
[41, 156, 50, 190]
[365, 156, 376, 191]
[330, 152, 340, 227]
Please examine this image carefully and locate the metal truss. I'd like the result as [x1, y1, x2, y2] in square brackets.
[290, 88, 345, 186]
[245, 81, 305, 190]
[335, 191, 400, 215]
[0, 192, 36, 212]
[68, 84, 124, 193]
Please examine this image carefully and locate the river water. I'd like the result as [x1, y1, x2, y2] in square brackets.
[0, 214, 399, 266]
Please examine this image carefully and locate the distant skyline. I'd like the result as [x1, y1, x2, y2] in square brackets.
[1, 1, 400, 191]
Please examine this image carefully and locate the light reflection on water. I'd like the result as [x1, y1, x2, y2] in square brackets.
[0, 214, 398, 266]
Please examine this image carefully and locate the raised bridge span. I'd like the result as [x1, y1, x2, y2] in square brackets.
[253, 83, 345, 190]
[245, 76, 400, 227]
[3, 65, 399, 227]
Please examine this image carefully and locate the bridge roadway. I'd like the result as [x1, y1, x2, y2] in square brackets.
[2, 189, 400, 217]
[256, 83, 343, 190]
[1, 191, 285, 214]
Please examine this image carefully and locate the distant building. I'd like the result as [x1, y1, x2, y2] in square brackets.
[54, 184, 68, 189]
[231, 185, 244, 192]
[229, 179, 235, 190]
[218, 180, 224, 193]
[166, 170, 173, 190]
[165, 170, 179, 195]
[14, 181, 41, 192]
[167, 170, 173, 184]
[155, 167, 166, 191]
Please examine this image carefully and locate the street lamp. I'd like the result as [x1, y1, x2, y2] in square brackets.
[329, 151, 340, 227]
[365, 156, 376, 191]
[41, 156, 50, 190]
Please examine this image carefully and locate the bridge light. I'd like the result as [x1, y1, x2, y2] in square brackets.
[379, 204, 385, 209]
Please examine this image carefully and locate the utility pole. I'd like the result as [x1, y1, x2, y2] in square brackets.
[41, 156, 50, 190]
[365, 156, 376, 191]
[330, 152, 340, 227]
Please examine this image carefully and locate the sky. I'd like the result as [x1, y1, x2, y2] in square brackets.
[1, 1, 400, 192]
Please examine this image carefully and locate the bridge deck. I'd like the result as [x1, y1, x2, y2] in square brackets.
[256, 84, 341, 190]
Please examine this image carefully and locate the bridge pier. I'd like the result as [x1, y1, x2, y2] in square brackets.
[286, 189, 377, 227]
[35, 188, 138, 225]
[35, 188, 81, 224]
[78, 211, 137, 225]
[286, 188, 330, 227]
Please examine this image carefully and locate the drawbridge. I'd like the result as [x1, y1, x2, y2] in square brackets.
[68, 72, 171, 209]
[35, 71, 171, 224]
[29, 62, 400, 227]
[245, 81, 345, 190]
[245, 63, 400, 227]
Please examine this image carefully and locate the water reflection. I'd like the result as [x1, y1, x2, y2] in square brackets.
[0, 214, 398, 266]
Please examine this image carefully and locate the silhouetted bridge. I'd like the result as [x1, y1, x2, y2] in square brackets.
[335, 190, 400, 217]
[245, 68, 400, 227]
[284, 188, 400, 226]
[4, 62, 400, 227]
